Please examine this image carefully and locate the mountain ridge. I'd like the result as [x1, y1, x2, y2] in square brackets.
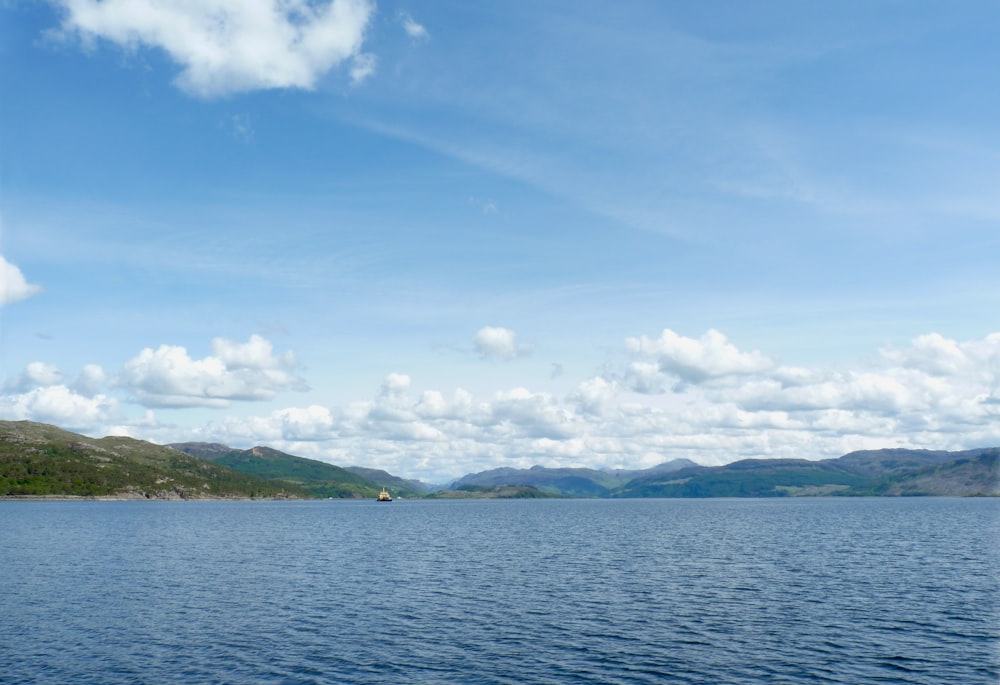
[2, 421, 996, 498]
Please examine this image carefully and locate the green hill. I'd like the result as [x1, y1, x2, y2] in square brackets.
[0, 421, 305, 499]
[169, 443, 382, 499]
[345, 466, 429, 498]
[427, 485, 559, 499]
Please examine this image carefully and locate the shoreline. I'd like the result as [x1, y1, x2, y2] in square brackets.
[0, 494, 307, 502]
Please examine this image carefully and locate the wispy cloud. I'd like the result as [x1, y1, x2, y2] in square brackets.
[226, 113, 254, 143]
[398, 11, 428, 40]
[349, 52, 377, 85]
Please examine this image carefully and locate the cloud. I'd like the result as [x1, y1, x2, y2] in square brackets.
[73, 364, 108, 396]
[474, 326, 531, 361]
[0, 256, 42, 306]
[0, 385, 118, 431]
[52, 0, 374, 97]
[881, 332, 1000, 379]
[399, 11, 428, 40]
[624, 328, 775, 389]
[571, 377, 617, 417]
[4, 362, 64, 393]
[118, 334, 306, 407]
[349, 52, 376, 84]
[227, 113, 254, 143]
[490, 387, 576, 440]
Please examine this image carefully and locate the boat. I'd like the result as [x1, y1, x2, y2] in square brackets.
[377, 487, 392, 502]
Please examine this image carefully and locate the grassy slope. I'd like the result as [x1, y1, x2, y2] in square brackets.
[0, 421, 305, 499]
[171, 444, 383, 499]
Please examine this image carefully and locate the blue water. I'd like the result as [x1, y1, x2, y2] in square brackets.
[1, 498, 997, 684]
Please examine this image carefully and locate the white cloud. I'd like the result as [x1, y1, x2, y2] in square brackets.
[474, 326, 530, 361]
[273, 405, 337, 440]
[572, 377, 617, 417]
[0, 256, 42, 306]
[625, 328, 774, 388]
[490, 387, 576, 440]
[399, 11, 428, 40]
[118, 334, 306, 408]
[0, 385, 118, 431]
[213, 334, 296, 370]
[73, 364, 108, 396]
[881, 332, 1000, 380]
[379, 372, 411, 396]
[53, 0, 374, 97]
[5, 362, 64, 393]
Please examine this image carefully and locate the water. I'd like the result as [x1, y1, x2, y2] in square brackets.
[1, 498, 997, 684]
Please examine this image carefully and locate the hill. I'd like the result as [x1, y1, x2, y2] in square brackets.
[616, 448, 1000, 497]
[450, 459, 695, 497]
[427, 485, 559, 499]
[344, 466, 429, 498]
[0, 421, 305, 499]
[169, 443, 382, 499]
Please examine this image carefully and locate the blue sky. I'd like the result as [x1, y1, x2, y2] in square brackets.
[1, 0, 998, 481]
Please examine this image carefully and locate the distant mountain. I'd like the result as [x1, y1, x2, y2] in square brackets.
[345, 466, 429, 498]
[427, 485, 559, 499]
[616, 448, 1000, 498]
[451, 460, 696, 498]
[833, 447, 994, 477]
[835, 448, 999, 496]
[169, 443, 382, 499]
[0, 421, 305, 499]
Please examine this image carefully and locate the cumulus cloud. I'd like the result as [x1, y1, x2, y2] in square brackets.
[0, 385, 118, 431]
[118, 334, 306, 408]
[52, 0, 374, 97]
[625, 328, 774, 389]
[399, 11, 428, 40]
[490, 387, 576, 440]
[4, 362, 64, 393]
[0, 256, 42, 306]
[881, 332, 1000, 379]
[572, 377, 618, 417]
[73, 364, 109, 396]
[474, 326, 530, 361]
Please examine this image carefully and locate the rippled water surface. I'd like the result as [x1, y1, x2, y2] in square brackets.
[2, 498, 998, 684]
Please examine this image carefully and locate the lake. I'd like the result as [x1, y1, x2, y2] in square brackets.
[1, 498, 997, 684]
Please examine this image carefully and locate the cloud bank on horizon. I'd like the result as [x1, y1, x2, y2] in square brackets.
[1, 1, 998, 481]
[1, 329, 998, 481]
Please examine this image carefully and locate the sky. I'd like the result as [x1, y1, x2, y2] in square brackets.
[1, 0, 998, 483]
